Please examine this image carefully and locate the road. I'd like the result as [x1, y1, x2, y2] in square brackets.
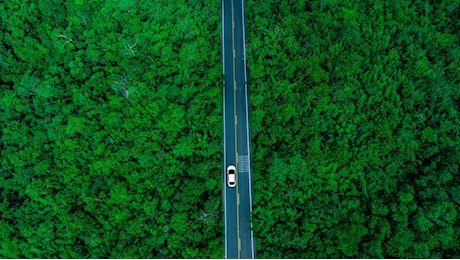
[222, 0, 255, 258]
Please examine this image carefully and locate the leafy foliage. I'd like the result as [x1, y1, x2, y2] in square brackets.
[247, 0, 460, 258]
[0, 0, 223, 258]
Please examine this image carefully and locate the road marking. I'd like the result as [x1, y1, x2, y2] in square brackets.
[223, 90, 227, 258]
[222, 0, 227, 256]
[241, 0, 247, 84]
[238, 238, 241, 255]
[238, 155, 249, 172]
[222, 0, 225, 74]
[237, 192, 240, 205]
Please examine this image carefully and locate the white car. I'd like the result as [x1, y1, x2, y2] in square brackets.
[226, 165, 236, 188]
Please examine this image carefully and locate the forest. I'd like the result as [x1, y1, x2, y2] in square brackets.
[246, 0, 460, 258]
[2, 0, 459, 258]
[0, 0, 224, 258]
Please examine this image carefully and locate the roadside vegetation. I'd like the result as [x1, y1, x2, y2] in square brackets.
[246, 0, 460, 258]
[0, 0, 223, 258]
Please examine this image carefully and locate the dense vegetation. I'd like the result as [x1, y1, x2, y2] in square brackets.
[247, 0, 460, 258]
[0, 0, 223, 258]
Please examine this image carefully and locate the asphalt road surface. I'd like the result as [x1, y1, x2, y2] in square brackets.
[222, 0, 255, 258]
